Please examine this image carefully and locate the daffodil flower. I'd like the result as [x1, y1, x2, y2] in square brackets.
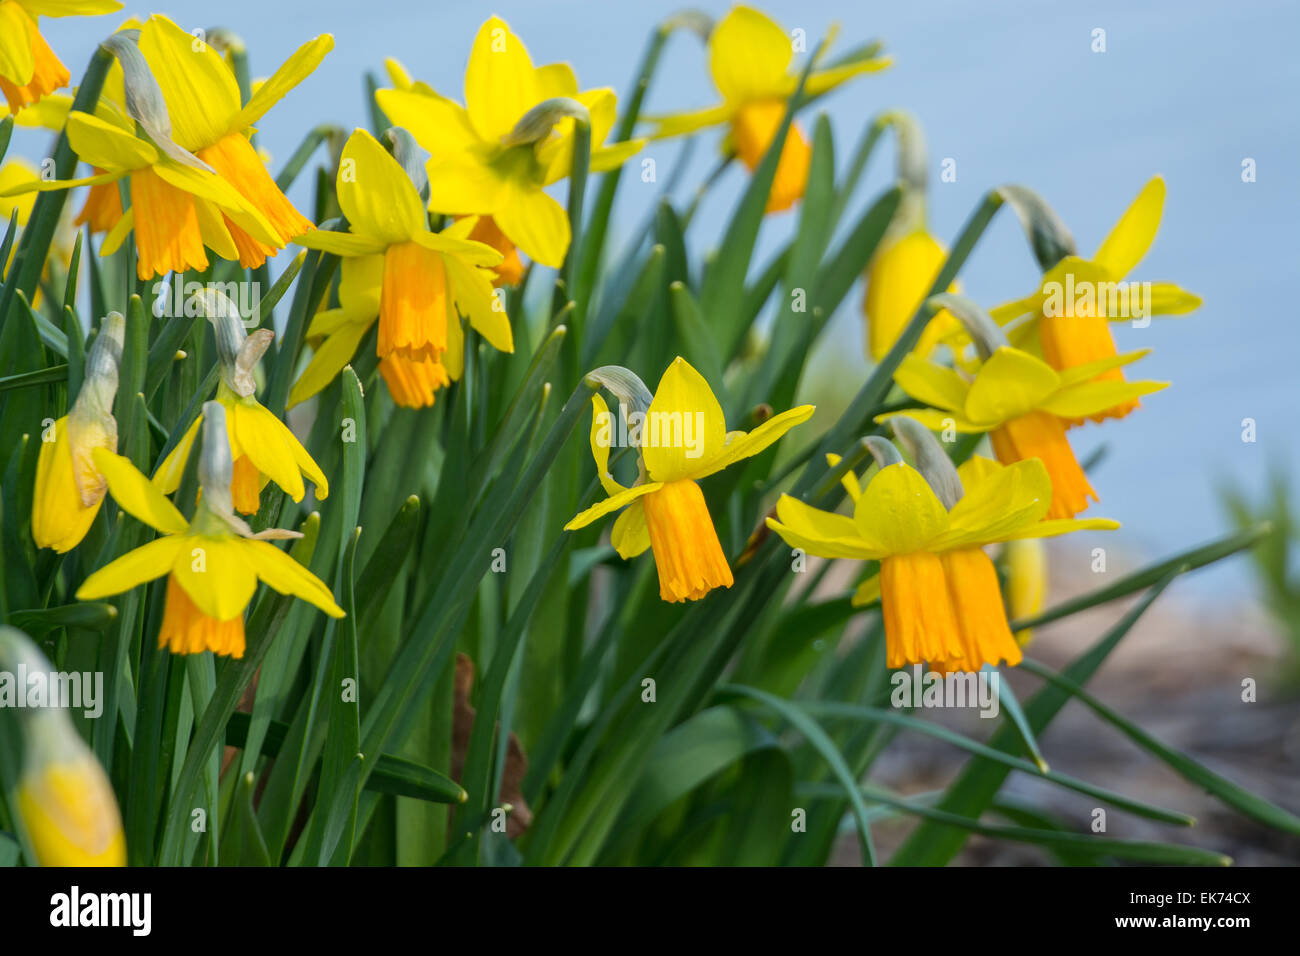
[0, 0, 120, 113]
[78, 402, 343, 657]
[880, 344, 1167, 519]
[865, 228, 960, 361]
[375, 17, 645, 272]
[766, 445, 1116, 672]
[646, 5, 890, 213]
[989, 177, 1201, 423]
[1003, 535, 1046, 646]
[565, 357, 814, 602]
[131, 15, 331, 266]
[293, 128, 513, 405]
[153, 296, 328, 514]
[1, 627, 126, 866]
[31, 312, 124, 552]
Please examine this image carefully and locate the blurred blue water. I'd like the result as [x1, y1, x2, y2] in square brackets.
[18, 0, 1300, 599]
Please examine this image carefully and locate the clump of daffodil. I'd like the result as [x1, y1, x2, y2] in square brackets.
[293, 128, 513, 408]
[879, 294, 1168, 519]
[78, 402, 344, 657]
[1, 627, 126, 866]
[646, 5, 890, 213]
[0, 0, 121, 113]
[375, 16, 645, 274]
[153, 291, 328, 514]
[565, 357, 814, 602]
[31, 312, 124, 552]
[861, 112, 960, 360]
[988, 176, 1200, 424]
[767, 421, 1117, 672]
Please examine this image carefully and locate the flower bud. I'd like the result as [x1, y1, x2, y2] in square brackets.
[0, 628, 125, 866]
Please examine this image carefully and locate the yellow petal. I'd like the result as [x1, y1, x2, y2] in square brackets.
[963, 347, 1061, 425]
[647, 103, 733, 140]
[293, 228, 387, 257]
[1092, 176, 1164, 279]
[709, 5, 792, 101]
[874, 408, 988, 434]
[641, 357, 727, 483]
[464, 16, 538, 142]
[694, 404, 814, 479]
[853, 462, 948, 555]
[66, 111, 158, 171]
[243, 539, 344, 617]
[21, 1, 123, 15]
[376, 87, 481, 156]
[336, 127, 426, 245]
[1145, 282, 1202, 316]
[228, 400, 306, 502]
[171, 536, 257, 621]
[588, 394, 625, 496]
[1040, 378, 1168, 419]
[137, 15, 242, 152]
[442, 249, 513, 353]
[565, 481, 663, 531]
[936, 459, 1051, 550]
[493, 183, 569, 268]
[825, 452, 862, 501]
[994, 516, 1120, 543]
[771, 494, 877, 558]
[425, 155, 509, 217]
[235, 34, 333, 131]
[850, 573, 881, 607]
[892, 353, 969, 412]
[150, 416, 200, 495]
[803, 57, 892, 97]
[0, 4, 35, 87]
[610, 498, 650, 558]
[94, 448, 189, 534]
[289, 322, 370, 408]
[76, 536, 185, 600]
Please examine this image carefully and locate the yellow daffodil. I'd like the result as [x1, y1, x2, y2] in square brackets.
[865, 228, 960, 361]
[565, 357, 814, 602]
[3, 110, 282, 279]
[989, 177, 1201, 423]
[1003, 536, 1046, 646]
[0, 0, 121, 113]
[647, 5, 890, 213]
[375, 17, 645, 273]
[767, 446, 1116, 672]
[293, 128, 513, 407]
[0, 157, 39, 274]
[153, 297, 328, 514]
[70, 15, 139, 234]
[131, 15, 330, 266]
[31, 312, 124, 552]
[1, 628, 126, 866]
[880, 344, 1167, 519]
[78, 402, 343, 657]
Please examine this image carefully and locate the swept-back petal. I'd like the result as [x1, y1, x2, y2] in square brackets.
[76, 536, 185, 600]
[243, 539, 344, 616]
[692, 404, 814, 479]
[893, 354, 968, 412]
[376, 87, 481, 156]
[1093, 176, 1164, 279]
[137, 15, 242, 152]
[709, 5, 792, 101]
[936, 459, 1051, 550]
[235, 34, 333, 131]
[93, 448, 188, 534]
[171, 536, 257, 621]
[565, 481, 663, 531]
[641, 357, 727, 483]
[493, 183, 569, 268]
